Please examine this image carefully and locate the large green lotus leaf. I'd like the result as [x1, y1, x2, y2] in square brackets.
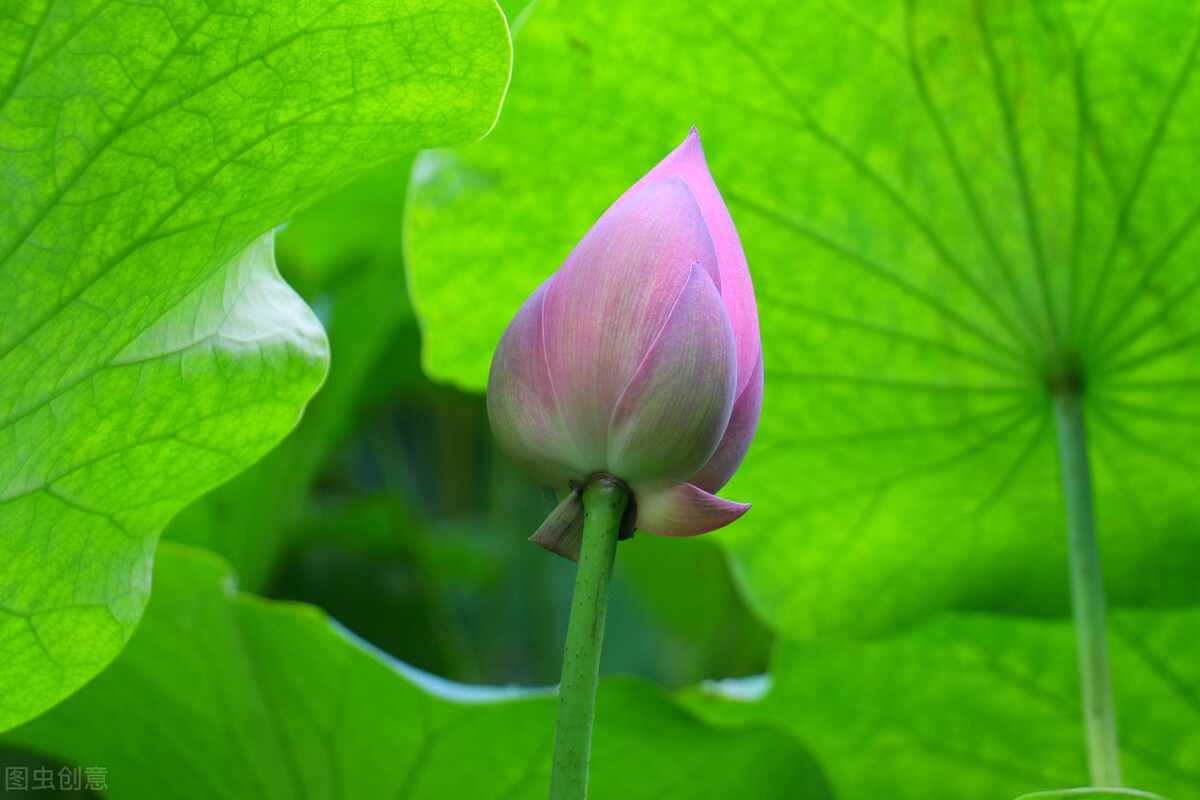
[684, 607, 1200, 800]
[0, 0, 511, 729]
[1, 543, 832, 800]
[0, 231, 325, 732]
[406, 0, 1200, 639]
[164, 157, 422, 590]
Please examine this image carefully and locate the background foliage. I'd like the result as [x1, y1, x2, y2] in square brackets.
[0, 0, 510, 729]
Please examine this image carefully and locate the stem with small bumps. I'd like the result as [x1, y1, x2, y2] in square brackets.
[548, 476, 629, 800]
[1052, 389, 1122, 788]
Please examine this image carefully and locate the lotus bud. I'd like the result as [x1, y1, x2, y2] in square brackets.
[487, 128, 763, 559]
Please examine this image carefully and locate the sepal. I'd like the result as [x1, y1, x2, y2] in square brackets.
[530, 487, 586, 561]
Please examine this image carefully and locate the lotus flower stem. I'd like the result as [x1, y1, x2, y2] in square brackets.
[1052, 389, 1121, 788]
[549, 476, 630, 800]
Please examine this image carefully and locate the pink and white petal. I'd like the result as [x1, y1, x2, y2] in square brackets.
[487, 281, 590, 487]
[620, 128, 761, 396]
[689, 348, 763, 493]
[607, 264, 736, 481]
[542, 177, 719, 461]
[631, 477, 751, 537]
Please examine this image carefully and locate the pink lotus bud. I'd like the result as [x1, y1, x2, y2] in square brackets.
[488, 129, 762, 549]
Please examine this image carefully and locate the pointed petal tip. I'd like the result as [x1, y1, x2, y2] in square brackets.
[654, 172, 697, 198]
[632, 478, 750, 537]
[613, 172, 705, 222]
[676, 127, 708, 165]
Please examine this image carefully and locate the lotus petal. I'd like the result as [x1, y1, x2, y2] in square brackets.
[488, 281, 589, 487]
[619, 128, 760, 397]
[607, 264, 737, 481]
[690, 348, 764, 493]
[631, 477, 751, 537]
[542, 176, 720, 464]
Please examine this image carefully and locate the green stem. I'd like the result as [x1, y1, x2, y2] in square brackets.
[1052, 390, 1122, 788]
[548, 477, 629, 800]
